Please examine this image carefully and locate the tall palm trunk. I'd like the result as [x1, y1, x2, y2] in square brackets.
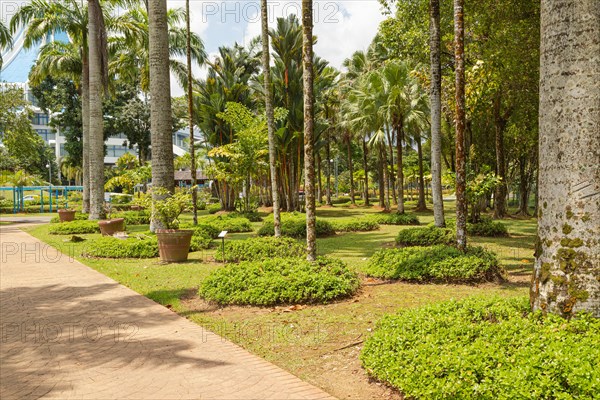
[493, 93, 508, 219]
[261, 0, 282, 237]
[148, 0, 175, 230]
[430, 0, 445, 226]
[302, 0, 316, 261]
[396, 124, 405, 213]
[346, 134, 356, 205]
[87, 0, 106, 220]
[454, 0, 467, 251]
[81, 51, 90, 214]
[317, 153, 323, 203]
[185, 0, 197, 226]
[416, 131, 427, 210]
[325, 131, 332, 205]
[377, 144, 385, 208]
[531, 0, 599, 317]
[362, 137, 370, 206]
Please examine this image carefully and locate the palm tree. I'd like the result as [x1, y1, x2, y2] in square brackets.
[0, 21, 12, 68]
[148, 0, 175, 229]
[87, 0, 108, 219]
[302, 0, 316, 261]
[261, 0, 282, 237]
[11, 0, 91, 213]
[531, 0, 599, 317]
[454, 0, 467, 251]
[429, 0, 445, 227]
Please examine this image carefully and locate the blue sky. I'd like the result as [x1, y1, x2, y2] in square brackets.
[168, 0, 386, 95]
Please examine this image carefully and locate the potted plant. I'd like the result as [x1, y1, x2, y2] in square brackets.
[98, 203, 125, 236]
[151, 189, 193, 263]
[58, 208, 76, 222]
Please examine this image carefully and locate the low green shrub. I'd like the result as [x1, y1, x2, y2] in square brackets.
[364, 245, 504, 282]
[84, 236, 158, 258]
[197, 215, 252, 233]
[215, 237, 305, 262]
[369, 212, 420, 225]
[207, 203, 221, 214]
[361, 296, 600, 399]
[112, 210, 151, 225]
[234, 211, 263, 222]
[50, 213, 89, 223]
[396, 225, 455, 246]
[199, 257, 359, 306]
[468, 218, 509, 237]
[190, 234, 213, 251]
[330, 196, 352, 205]
[49, 220, 100, 235]
[180, 223, 220, 239]
[332, 219, 380, 232]
[258, 216, 335, 238]
[196, 201, 207, 210]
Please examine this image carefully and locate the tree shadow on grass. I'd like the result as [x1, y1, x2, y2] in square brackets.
[0, 283, 228, 399]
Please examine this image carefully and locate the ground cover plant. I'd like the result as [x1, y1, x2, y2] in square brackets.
[396, 225, 455, 246]
[258, 214, 335, 238]
[215, 236, 305, 262]
[48, 220, 100, 235]
[84, 235, 159, 258]
[361, 296, 600, 399]
[111, 210, 151, 225]
[365, 245, 504, 283]
[369, 212, 420, 226]
[199, 257, 360, 306]
[468, 218, 509, 237]
[331, 219, 380, 232]
[197, 215, 253, 233]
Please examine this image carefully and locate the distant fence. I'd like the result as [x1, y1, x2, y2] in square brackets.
[0, 186, 84, 214]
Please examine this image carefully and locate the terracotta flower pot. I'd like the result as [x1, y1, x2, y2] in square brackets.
[98, 218, 125, 236]
[156, 229, 193, 263]
[131, 205, 142, 211]
[58, 209, 76, 222]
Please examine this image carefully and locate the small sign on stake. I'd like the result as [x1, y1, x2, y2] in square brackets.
[218, 231, 228, 263]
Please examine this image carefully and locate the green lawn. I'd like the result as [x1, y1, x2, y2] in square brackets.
[25, 202, 537, 399]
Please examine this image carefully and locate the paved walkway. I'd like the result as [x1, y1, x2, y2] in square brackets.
[0, 225, 335, 400]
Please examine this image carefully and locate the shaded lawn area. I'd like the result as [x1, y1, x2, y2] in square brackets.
[25, 202, 536, 400]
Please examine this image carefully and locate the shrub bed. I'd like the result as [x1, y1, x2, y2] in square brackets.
[396, 225, 455, 246]
[468, 218, 509, 237]
[49, 220, 100, 235]
[180, 223, 220, 239]
[364, 245, 504, 283]
[84, 236, 158, 258]
[332, 219, 380, 232]
[215, 237, 305, 262]
[190, 234, 213, 251]
[111, 210, 151, 225]
[199, 257, 359, 306]
[207, 204, 221, 214]
[258, 217, 335, 238]
[198, 215, 252, 233]
[50, 213, 89, 223]
[369, 212, 420, 226]
[361, 296, 600, 399]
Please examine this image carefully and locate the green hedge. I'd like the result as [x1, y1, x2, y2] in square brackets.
[364, 245, 504, 283]
[49, 220, 100, 235]
[180, 223, 220, 239]
[361, 296, 600, 399]
[50, 213, 89, 223]
[207, 203, 221, 214]
[258, 217, 335, 238]
[1, 205, 59, 214]
[215, 237, 305, 262]
[468, 218, 509, 237]
[199, 257, 359, 306]
[369, 212, 420, 226]
[332, 219, 380, 232]
[190, 234, 213, 251]
[111, 210, 151, 225]
[197, 215, 252, 233]
[396, 226, 456, 246]
[84, 236, 158, 258]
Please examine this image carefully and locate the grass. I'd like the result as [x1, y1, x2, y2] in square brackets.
[24, 200, 537, 399]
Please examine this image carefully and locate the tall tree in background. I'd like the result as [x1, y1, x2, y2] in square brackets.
[148, 0, 175, 229]
[453, 0, 467, 251]
[261, 0, 282, 237]
[0, 21, 12, 68]
[302, 0, 316, 261]
[531, 0, 599, 317]
[87, 0, 107, 220]
[185, 0, 198, 225]
[429, 0, 445, 226]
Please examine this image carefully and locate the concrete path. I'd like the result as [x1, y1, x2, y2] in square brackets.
[0, 225, 335, 400]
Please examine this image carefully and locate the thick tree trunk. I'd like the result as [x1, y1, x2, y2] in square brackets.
[396, 125, 405, 213]
[362, 137, 370, 206]
[454, 0, 467, 251]
[81, 52, 90, 214]
[415, 131, 427, 211]
[430, 0, 445, 226]
[262, 0, 282, 237]
[87, 0, 105, 220]
[493, 93, 508, 219]
[317, 153, 323, 203]
[531, 0, 600, 317]
[302, 0, 317, 261]
[149, 0, 175, 230]
[347, 135, 356, 205]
